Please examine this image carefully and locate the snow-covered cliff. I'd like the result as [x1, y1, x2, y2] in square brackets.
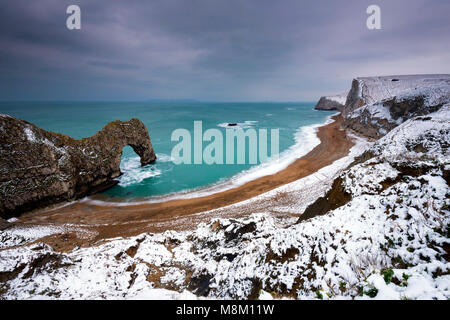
[342, 74, 450, 139]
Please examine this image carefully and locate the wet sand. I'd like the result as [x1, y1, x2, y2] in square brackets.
[18, 115, 354, 245]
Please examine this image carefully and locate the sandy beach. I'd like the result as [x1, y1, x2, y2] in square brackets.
[16, 114, 353, 248]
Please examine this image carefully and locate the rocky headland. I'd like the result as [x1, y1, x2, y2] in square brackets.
[0, 115, 156, 218]
[341, 74, 450, 139]
[302, 74, 450, 221]
[314, 92, 347, 111]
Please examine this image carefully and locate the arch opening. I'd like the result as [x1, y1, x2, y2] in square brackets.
[120, 145, 141, 174]
[116, 145, 160, 188]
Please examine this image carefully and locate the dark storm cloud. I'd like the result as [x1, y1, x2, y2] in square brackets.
[0, 0, 449, 101]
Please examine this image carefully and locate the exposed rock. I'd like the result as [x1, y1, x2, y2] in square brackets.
[187, 274, 213, 296]
[224, 220, 257, 242]
[314, 93, 347, 111]
[385, 96, 442, 121]
[0, 115, 156, 218]
[341, 74, 450, 138]
[0, 218, 11, 231]
[296, 177, 351, 223]
[342, 79, 366, 118]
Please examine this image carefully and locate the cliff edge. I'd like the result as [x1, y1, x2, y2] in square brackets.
[0, 115, 156, 218]
[341, 74, 450, 139]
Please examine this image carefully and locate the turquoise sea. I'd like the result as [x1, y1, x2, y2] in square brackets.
[0, 102, 331, 201]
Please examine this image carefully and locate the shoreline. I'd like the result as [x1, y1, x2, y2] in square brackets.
[87, 113, 336, 206]
[17, 114, 354, 247]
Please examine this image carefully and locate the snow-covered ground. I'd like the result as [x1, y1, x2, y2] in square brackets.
[326, 92, 348, 106]
[1, 105, 448, 300]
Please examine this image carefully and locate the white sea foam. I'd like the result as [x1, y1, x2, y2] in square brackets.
[222, 122, 321, 186]
[155, 153, 174, 163]
[217, 120, 258, 129]
[118, 157, 161, 187]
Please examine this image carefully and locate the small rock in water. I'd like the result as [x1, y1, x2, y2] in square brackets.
[227, 123, 237, 126]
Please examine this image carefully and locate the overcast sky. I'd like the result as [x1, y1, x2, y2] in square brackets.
[0, 0, 449, 101]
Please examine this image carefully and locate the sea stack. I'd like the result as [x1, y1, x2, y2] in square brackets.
[0, 115, 156, 218]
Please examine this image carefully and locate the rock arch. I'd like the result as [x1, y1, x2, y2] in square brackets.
[0, 115, 156, 217]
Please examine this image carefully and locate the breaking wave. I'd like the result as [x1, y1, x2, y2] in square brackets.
[118, 157, 161, 187]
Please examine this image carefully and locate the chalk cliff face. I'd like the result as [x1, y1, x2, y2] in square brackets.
[341, 74, 450, 139]
[0, 115, 156, 218]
